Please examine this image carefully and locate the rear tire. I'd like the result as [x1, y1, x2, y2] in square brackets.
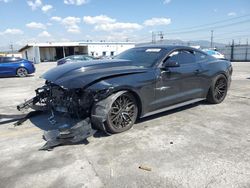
[207, 74, 228, 104]
[16, 67, 28, 77]
[105, 92, 138, 134]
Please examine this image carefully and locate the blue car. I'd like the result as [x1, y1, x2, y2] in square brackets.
[0, 57, 35, 77]
[57, 55, 96, 66]
[202, 49, 225, 60]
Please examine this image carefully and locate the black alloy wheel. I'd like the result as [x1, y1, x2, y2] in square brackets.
[207, 74, 228, 104]
[106, 92, 138, 133]
[214, 77, 227, 101]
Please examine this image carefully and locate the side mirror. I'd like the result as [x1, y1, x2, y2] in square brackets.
[162, 60, 180, 70]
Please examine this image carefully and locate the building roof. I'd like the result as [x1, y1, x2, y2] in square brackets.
[18, 41, 135, 52]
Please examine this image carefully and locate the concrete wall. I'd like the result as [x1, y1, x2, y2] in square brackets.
[21, 46, 40, 63]
[40, 47, 56, 62]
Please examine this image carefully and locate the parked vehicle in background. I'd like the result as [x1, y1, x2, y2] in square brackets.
[0, 57, 35, 77]
[57, 55, 96, 66]
[203, 49, 226, 59]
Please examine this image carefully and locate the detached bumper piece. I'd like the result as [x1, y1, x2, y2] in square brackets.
[40, 118, 96, 151]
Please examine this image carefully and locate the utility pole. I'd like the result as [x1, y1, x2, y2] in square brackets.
[151, 32, 156, 43]
[231, 39, 234, 61]
[246, 38, 248, 61]
[210, 30, 214, 49]
[158, 31, 164, 42]
[10, 43, 14, 57]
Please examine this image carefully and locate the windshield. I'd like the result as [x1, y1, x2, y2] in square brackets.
[114, 47, 167, 67]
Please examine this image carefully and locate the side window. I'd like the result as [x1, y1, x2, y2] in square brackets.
[2, 57, 19, 62]
[166, 50, 195, 65]
[194, 51, 207, 63]
[3, 57, 10, 62]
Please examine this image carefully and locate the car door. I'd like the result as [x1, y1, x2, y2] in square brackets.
[193, 50, 213, 95]
[153, 49, 203, 111]
[0, 57, 13, 75]
[0, 57, 4, 74]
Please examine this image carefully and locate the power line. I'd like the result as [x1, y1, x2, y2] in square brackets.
[215, 34, 250, 41]
[126, 14, 250, 43]
[176, 33, 250, 42]
[165, 19, 250, 35]
[164, 13, 250, 33]
[208, 29, 250, 38]
[133, 18, 250, 42]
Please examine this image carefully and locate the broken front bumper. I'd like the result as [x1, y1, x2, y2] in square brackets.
[16, 83, 113, 150]
[16, 89, 96, 150]
[41, 117, 96, 150]
[17, 98, 98, 150]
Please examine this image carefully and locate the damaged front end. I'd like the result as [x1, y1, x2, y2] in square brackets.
[24, 82, 94, 117]
[16, 59, 146, 150]
[17, 81, 111, 150]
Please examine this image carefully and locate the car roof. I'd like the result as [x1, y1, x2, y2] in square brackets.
[134, 44, 201, 52]
[69, 55, 90, 57]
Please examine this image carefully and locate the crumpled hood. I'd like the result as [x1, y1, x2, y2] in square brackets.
[42, 59, 148, 89]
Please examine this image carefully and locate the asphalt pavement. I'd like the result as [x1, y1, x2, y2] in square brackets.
[0, 62, 249, 188]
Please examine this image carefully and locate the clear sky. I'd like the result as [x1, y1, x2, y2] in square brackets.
[0, 0, 250, 50]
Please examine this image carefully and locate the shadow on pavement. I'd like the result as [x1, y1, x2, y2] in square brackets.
[0, 75, 35, 79]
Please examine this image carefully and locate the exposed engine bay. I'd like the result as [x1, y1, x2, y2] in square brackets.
[17, 82, 113, 150]
[27, 82, 94, 117]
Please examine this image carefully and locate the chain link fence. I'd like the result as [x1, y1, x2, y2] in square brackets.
[217, 44, 250, 61]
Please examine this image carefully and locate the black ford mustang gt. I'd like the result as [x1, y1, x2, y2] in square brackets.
[18, 45, 232, 136]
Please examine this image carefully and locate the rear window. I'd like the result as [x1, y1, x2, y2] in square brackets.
[194, 51, 208, 62]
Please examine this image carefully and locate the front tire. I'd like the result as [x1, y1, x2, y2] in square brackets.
[16, 67, 28, 77]
[105, 92, 138, 134]
[207, 74, 228, 104]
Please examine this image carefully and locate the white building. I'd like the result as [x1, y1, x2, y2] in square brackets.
[18, 41, 135, 63]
